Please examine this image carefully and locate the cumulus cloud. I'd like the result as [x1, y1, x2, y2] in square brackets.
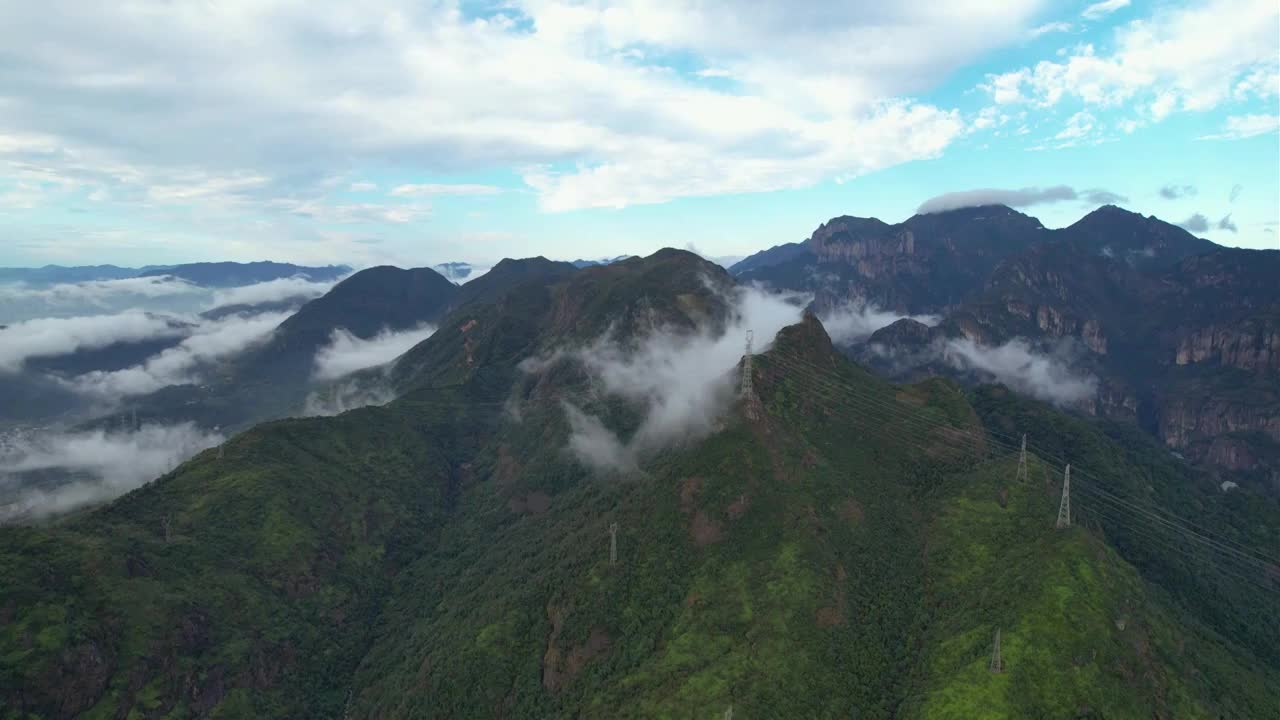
[528, 284, 805, 471]
[312, 325, 437, 381]
[0, 423, 222, 521]
[1217, 214, 1238, 233]
[208, 275, 341, 309]
[944, 337, 1097, 405]
[0, 311, 188, 373]
[916, 185, 1126, 214]
[0, 0, 1047, 220]
[1178, 213, 1211, 233]
[982, 0, 1277, 121]
[65, 310, 293, 399]
[1159, 184, 1196, 199]
[819, 302, 940, 345]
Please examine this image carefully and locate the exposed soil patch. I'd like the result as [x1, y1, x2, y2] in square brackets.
[493, 445, 521, 487]
[679, 476, 703, 513]
[838, 498, 865, 524]
[816, 563, 849, 627]
[691, 511, 723, 546]
[542, 605, 610, 692]
[508, 491, 551, 516]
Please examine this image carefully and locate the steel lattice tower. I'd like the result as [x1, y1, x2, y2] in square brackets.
[1056, 464, 1072, 529]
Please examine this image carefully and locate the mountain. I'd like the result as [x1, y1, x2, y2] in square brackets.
[431, 261, 478, 283]
[2, 250, 1276, 718]
[735, 204, 1049, 313]
[136, 261, 351, 287]
[742, 204, 1278, 492]
[0, 265, 137, 285]
[570, 255, 633, 268]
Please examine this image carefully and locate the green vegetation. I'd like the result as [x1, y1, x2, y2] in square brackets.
[2, 253, 1276, 718]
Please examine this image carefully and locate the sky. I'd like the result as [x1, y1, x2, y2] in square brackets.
[0, 0, 1276, 269]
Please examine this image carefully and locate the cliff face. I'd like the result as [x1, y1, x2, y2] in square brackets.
[1174, 317, 1280, 372]
[738, 204, 1046, 314]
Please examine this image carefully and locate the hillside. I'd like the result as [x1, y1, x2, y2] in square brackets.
[2, 250, 1276, 719]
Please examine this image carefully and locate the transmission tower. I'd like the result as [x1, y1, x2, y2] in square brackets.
[1016, 434, 1028, 483]
[723, 705, 733, 720]
[217, 444, 225, 460]
[739, 330, 754, 397]
[131, 407, 138, 431]
[608, 522, 618, 565]
[161, 515, 171, 544]
[1055, 464, 1072, 529]
[989, 628, 1003, 673]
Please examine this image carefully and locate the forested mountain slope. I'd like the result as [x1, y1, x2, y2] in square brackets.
[2, 251, 1276, 719]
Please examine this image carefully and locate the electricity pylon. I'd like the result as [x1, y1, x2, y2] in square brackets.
[1056, 464, 1072, 529]
[740, 330, 754, 397]
[608, 522, 618, 565]
[1016, 434, 1028, 483]
[989, 627, 1003, 673]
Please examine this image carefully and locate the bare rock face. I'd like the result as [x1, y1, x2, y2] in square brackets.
[1174, 318, 1280, 371]
[1158, 394, 1280, 459]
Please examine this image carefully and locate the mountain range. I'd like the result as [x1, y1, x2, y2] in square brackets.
[0, 209, 1277, 718]
[735, 204, 1279, 493]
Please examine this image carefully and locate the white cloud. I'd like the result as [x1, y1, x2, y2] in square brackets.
[944, 337, 1097, 405]
[916, 184, 1125, 213]
[302, 377, 397, 417]
[0, 422, 223, 521]
[0, 276, 207, 322]
[1197, 113, 1280, 140]
[65, 310, 294, 399]
[528, 283, 805, 471]
[1054, 110, 1096, 141]
[819, 303, 940, 344]
[1081, 0, 1130, 20]
[388, 183, 503, 197]
[982, 0, 1279, 118]
[312, 325, 437, 381]
[0, 0, 1046, 214]
[0, 311, 187, 372]
[349, 181, 377, 191]
[1029, 21, 1073, 38]
[208, 275, 342, 309]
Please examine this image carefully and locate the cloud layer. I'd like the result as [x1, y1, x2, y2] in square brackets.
[944, 337, 1097, 405]
[0, 423, 222, 521]
[0, 276, 207, 323]
[916, 185, 1126, 214]
[0, 0, 1048, 221]
[531, 284, 805, 471]
[312, 325, 437, 381]
[65, 310, 294, 399]
[208, 275, 342, 310]
[819, 303, 940, 345]
[0, 311, 188, 373]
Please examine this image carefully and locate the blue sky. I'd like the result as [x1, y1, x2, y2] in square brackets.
[0, 0, 1275, 269]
